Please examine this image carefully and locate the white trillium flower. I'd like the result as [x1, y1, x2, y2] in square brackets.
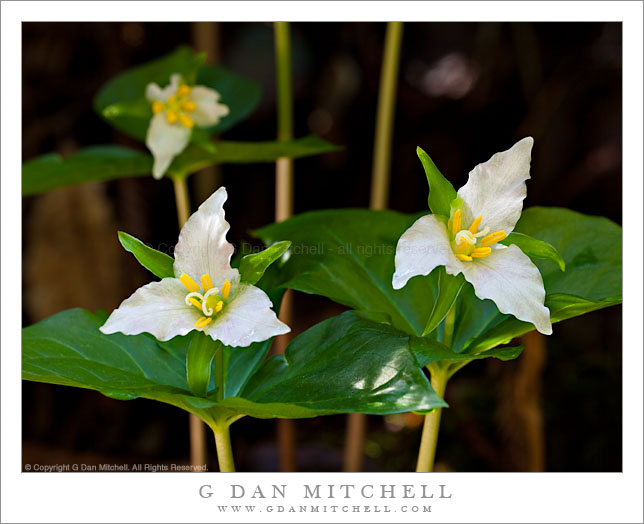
[101, 187, 289, 346]
[392, 137, 552, 335]
[145, 73, 230, 179]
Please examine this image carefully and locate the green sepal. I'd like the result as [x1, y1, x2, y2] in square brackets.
[423, 268, 465, 336]
[239, 241, 291, 285]
[117, 231, 174, 279]
[502, 232, 565, 271]
[186, 333, 220, 397]
[411, 336, 524, 368]
[417, 146, 457, 216]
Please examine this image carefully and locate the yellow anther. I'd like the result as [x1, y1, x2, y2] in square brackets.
[188, 298, 202, 310]
[152, 101, 165, 114]
[179, 113, 194, 128]
[471, 247, 492, 258]
[195, 317, 212, 329]
[180, 274, 200, 292]
[166, 110, 178, 124]
[181, 100, 196, 112]
[215, 300, 224, 313]
[455, 254, 472, 262]
[468, 216, 482, 234]
[221, 279, 231, 299]
[480, 231, 507, 247]
[201, 274, 213, 292]
[452, 209, 461, 236]
[167, 95, 176, 104]
[177, 85, 191, 97]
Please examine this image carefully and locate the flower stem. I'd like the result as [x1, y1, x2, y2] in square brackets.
[369, 21, 404, 210]
[213, 423, 236, 472]
[215, 343, 225, 402]
[273, 21, 297, 472]
[415, 306, 455, 472]
[169, 173, 208, 469]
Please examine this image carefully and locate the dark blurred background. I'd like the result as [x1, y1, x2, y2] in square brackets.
[22, 22, 622, 472]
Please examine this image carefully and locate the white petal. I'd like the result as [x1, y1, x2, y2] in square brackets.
[145, 113, 191, 179]
[461, 244, 552, 335]
[205, 284, 290, 347]
[188, 86, 230, 127]
[173, 186, 239, 286]
[392, 214, 463, 290]
[457, 137, 533, 235]
[100, 278, 199, 341]
[145, 73, 181, 102]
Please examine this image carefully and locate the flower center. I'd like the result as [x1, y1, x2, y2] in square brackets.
[179, 273, 231, 330]
[152, 84, 196, 129]
[450, 208, 506, 262]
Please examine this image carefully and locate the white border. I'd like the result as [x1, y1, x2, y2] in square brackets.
[2, 2, 642, 523]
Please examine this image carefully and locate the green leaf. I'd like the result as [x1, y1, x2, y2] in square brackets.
[23, 137, 339, 195]
[423, 269, 465, 336]
[117, 231, 174, 279]
[22, 146, 152, 196]
[502, 232, 565, 271]
[411, 335, 524, 367]
[417, 146, 457, 216]
[239, 241, 291, 285]
[255, 209, 438, 336]
[186, 333, 220, 397]
[166, 136, 341, 177]
[23, 309, 443, 423]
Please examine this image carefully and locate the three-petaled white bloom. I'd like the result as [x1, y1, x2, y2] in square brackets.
[145, 73, 230, 179]
[392, 137, 552, 335]
[101, 187, 290, 346]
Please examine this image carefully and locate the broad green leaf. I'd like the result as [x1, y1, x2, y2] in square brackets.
[423, 268, 465, 336]
[501, 232, 565, 271]
[186, 333, 220, 397]
[118, 231, 174, 279]
[411, 336, 524, 367]
[239, 241, 291, 285]
[22, 146, 152, 196]
[232, 312, 447, 417]
[167, 136, 341, 177]
[255, 209, 438, 336]
[23, 137, 339, 195]
[22, 308, 443, 424]
[417, 146, 457, 217]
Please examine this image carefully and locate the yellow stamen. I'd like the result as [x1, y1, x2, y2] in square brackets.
[455, 254, 472, 262]
[188, 297, 202, 310]
[195, 316, 207, 327]
[480, 231, 507, 247]
[179, 114, 194, 128]
[452, 209, 461, 236]
[181, 100, 196, 112]
[471, 247, 492, 258]
[166, 110, 178, 124]
[180, 274, 200, 292]
[195, 317, 212, 329]
[215, 300, 224, 313]
[468, 216, 482, 234]
[201, 274, 213, 292]
[167, 95, 176, 104]
[177, 85, 191, 97]
[152, 101, 164, 114]
[221, 279, 231, 299]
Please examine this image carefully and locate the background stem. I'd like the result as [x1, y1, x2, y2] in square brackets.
[273, 21, 297, 472]
[213, 423, 236, 472]
[170, 174, 208, 469]
[344, 21, 404, 473]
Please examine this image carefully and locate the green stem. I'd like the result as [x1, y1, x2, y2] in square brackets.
[415, 306, 456, 472]
[171, 175, 191, 227]
[212, 423, 236, 472]
[369, 21, 404, 210]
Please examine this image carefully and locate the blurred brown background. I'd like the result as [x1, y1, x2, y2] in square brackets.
[22, 22, 621, 472]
